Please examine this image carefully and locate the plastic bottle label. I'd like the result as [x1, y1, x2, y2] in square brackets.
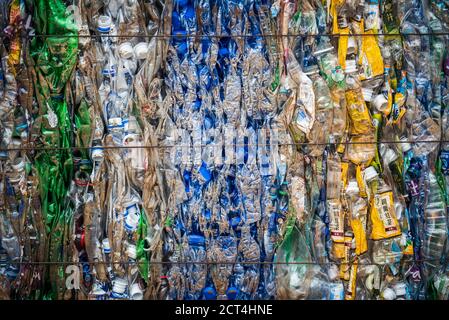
[370, 192, 401, 240]
[327, 199, 344, 243]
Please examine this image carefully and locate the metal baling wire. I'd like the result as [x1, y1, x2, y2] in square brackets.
[5, 258, 444, 265]
[0, 139, 446, 152]
[20, 32, 449, 38]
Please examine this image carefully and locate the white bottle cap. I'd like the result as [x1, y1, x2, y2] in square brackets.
[345, 180, 360, 195]
[108, 117, 123, 130]
[393, 282, 407, 296]
[112, 278, 127, 294]
[344, 60, 357, 74]
[373, 94, 389, 113]
[382, 287, 396, 300]
[91, 147, 104, 161]
[130, 283, 144, 300]
[134, 42, 149, 60]
[362, 87, 374, 102]
[98, 15, 112, 33]
[102, 238, 111, 254]
[363, 166, 379, 183]
[400, 137, 412, 153]
[384, 148, 398, 164]
[127, 243, 137, 260]
[119, 42, 134, 59]
[125, 212, 140, 232]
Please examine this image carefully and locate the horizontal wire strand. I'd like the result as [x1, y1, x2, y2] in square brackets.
[26, 32, 449, 38]
[2, 259, 439, 266]
[0, 139, 445, 152]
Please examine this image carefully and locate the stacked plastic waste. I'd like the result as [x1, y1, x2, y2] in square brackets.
[0, 0, 449, 300]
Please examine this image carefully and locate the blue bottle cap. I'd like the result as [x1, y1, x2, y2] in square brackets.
[226, 286, 238, 300]
[203, 286, 216, 300]
[97, 26, 111, 33]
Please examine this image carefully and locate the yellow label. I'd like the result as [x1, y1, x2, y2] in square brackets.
[340, 263, 350, 281]
[359, 30, 384, 80]
[345, 261, 358, 300]
[341, 162, 349, 189]
[338, 28, 350, 69]
[345, 90, 374, 135]
[355, 165, 367, 198]
[328, 199, 345, 243]
[350, 218, 368, 255]
[370, 191, 401, 240]
[331, 0, 347, 34]
[333, 242, 345, 259]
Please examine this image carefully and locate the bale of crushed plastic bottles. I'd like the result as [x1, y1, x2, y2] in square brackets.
[1, 0, 449, 300]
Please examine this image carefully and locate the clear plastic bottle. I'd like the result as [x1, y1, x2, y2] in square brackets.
[422, 172, 447, 269]
[326, 152, 342, 200]
[381, 144, 406, 195]
[184, 234, 207, 300]
[209, 236, 237, 299]
[409, 106, 441, 157]
[238, 227, 260, 299]
[308, 73, 334, 157]
[0, 215, 20, 265]
[289, 93, 315, 143]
